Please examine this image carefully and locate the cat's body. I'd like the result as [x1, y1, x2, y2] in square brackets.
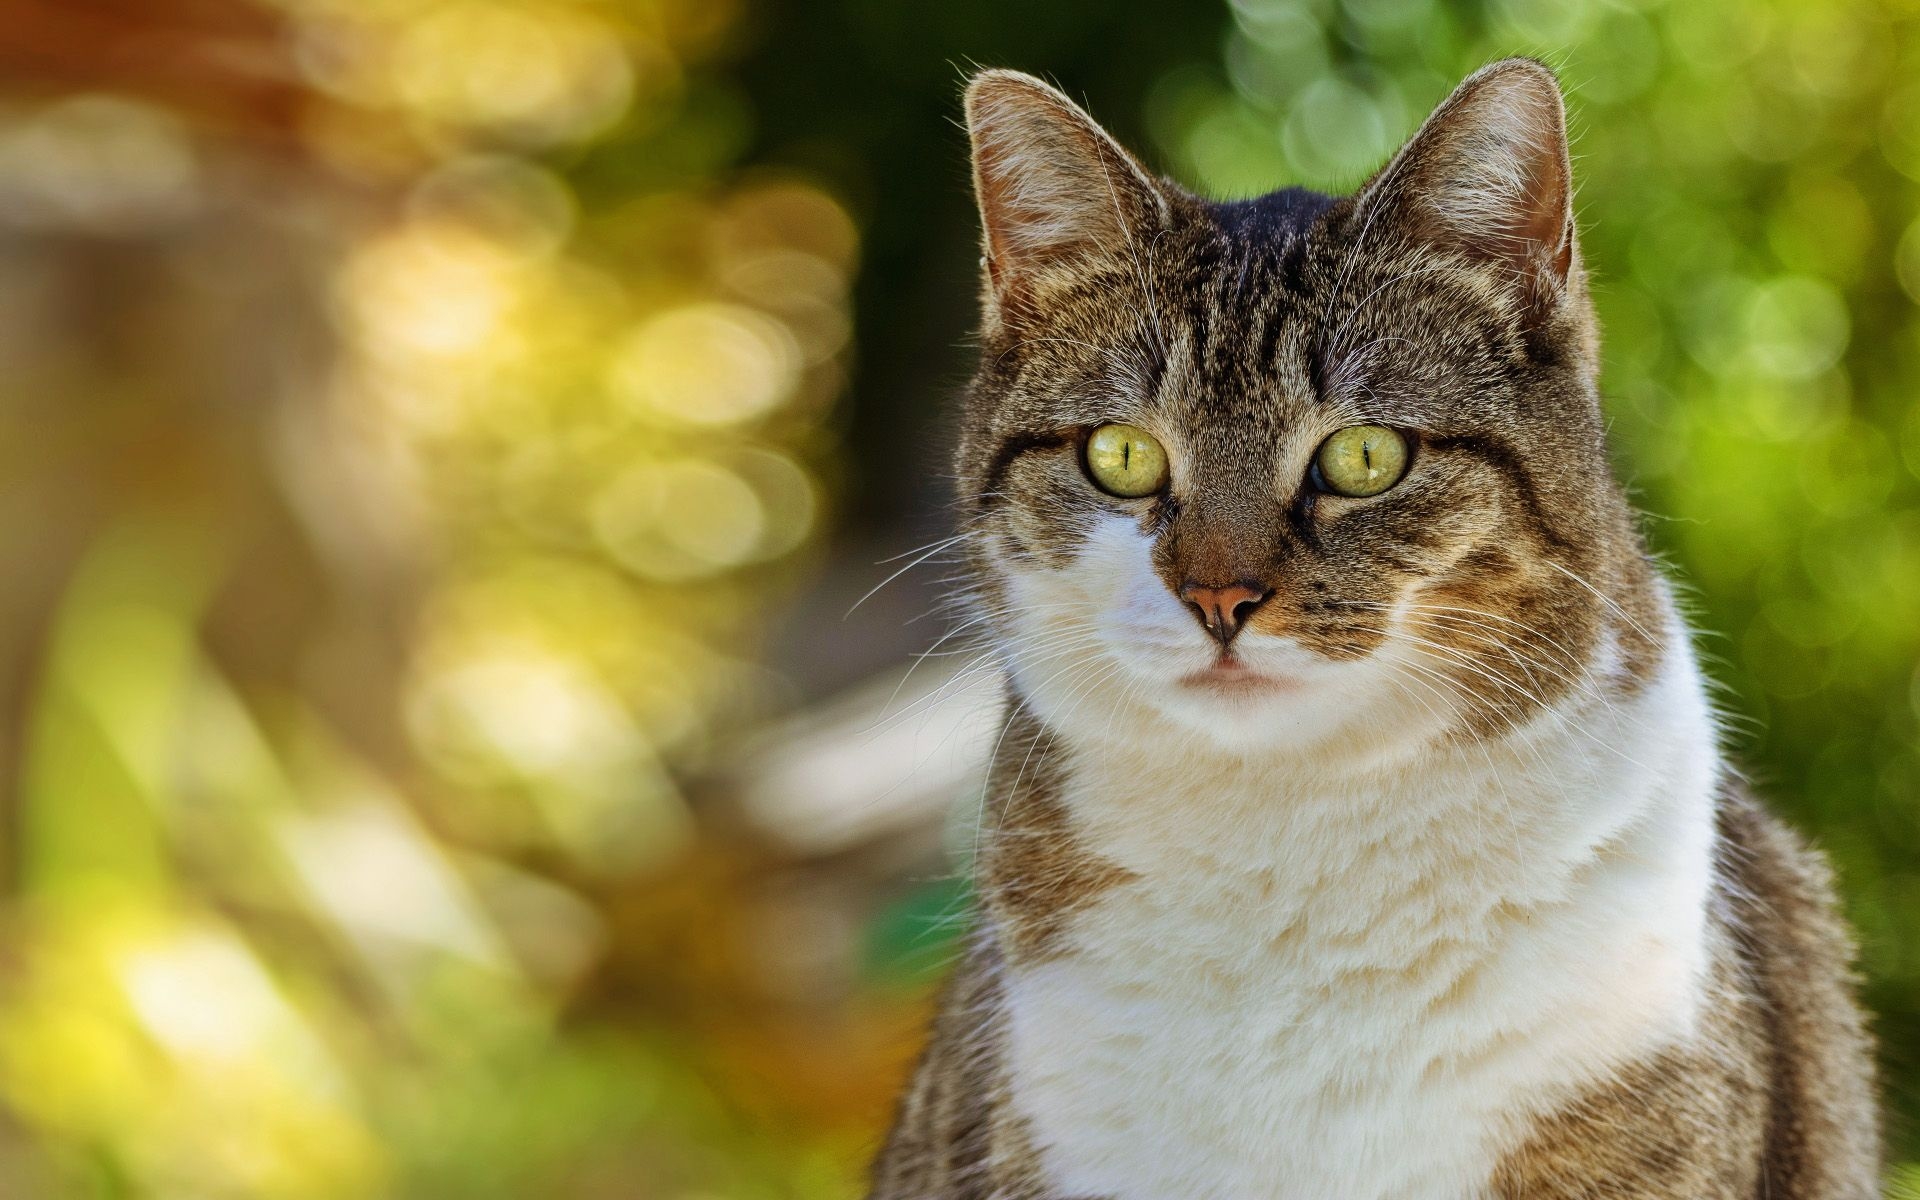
[871, 61, 1878, 1199]
[877, 701, 1873, 1199]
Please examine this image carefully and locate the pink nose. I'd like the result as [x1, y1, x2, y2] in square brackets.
[1178, 582, 1269, 647]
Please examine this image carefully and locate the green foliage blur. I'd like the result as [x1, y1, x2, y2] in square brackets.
[0, 0, 1914, 1195]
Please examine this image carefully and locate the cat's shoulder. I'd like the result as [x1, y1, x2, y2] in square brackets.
[1492, 783, 1879, 1199]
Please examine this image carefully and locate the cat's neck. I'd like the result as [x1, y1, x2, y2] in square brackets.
[1002, 621, 1723, 947]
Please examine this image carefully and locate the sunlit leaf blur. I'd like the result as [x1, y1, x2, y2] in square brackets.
[0, 0, 1915, 1194]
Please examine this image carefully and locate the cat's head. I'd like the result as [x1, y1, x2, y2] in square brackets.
[956, 60, 1665, 760]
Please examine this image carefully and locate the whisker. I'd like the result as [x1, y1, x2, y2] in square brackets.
[845, 532, 982, 618]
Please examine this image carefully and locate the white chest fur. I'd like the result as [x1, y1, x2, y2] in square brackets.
[996, 647, 1721, 1200]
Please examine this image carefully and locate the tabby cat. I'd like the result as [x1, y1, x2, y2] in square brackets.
[870, 60, 1880, 1199]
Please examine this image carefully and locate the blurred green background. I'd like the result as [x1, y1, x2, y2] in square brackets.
[0, 0, 1916, 1195]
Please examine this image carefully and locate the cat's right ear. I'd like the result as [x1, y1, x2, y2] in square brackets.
[1355, 59, 1578, 320]
[964, 70, 1168, 329]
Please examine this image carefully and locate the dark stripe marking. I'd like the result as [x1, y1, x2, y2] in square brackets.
[980, 429, 1074, 509]
[1424, 432, 1578, 556]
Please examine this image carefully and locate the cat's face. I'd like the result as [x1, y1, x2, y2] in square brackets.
[958, 62, 1662, 758]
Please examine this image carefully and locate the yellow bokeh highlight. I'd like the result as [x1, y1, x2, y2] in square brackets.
[611, 302, 805, 427]
[392, 5, 633, 144]
[0, 0, 855, 1191]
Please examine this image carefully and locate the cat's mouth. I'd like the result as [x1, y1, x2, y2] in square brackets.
[1177, 656, 1301, 696]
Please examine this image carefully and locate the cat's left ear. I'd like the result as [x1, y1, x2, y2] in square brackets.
[1358, 59, 1577, 317]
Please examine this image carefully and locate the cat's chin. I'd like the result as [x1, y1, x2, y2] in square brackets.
[1020, 658, 1385, 758]
[1176, 661, 1302, 697]
[1148, 684, 1360, 753]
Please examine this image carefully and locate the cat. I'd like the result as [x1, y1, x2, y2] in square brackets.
[867, 59, 1881, 1200]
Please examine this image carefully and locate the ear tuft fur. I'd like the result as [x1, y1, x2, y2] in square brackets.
[963, 70, 1167, 321]
[1362, 58, 1577, 313]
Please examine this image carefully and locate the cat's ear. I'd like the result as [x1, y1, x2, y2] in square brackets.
[1358, 59, 1576, 315]
[964, 70, 1168, 323]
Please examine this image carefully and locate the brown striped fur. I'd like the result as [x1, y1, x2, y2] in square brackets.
[870, 936, 1065, 1200]
[871, 60, 1879, 1198]
[975, 703, 1137, 963]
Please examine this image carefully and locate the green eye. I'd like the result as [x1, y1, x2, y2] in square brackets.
[1314, 425, 1409, 498]
[1085, 423, 1169, 498]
